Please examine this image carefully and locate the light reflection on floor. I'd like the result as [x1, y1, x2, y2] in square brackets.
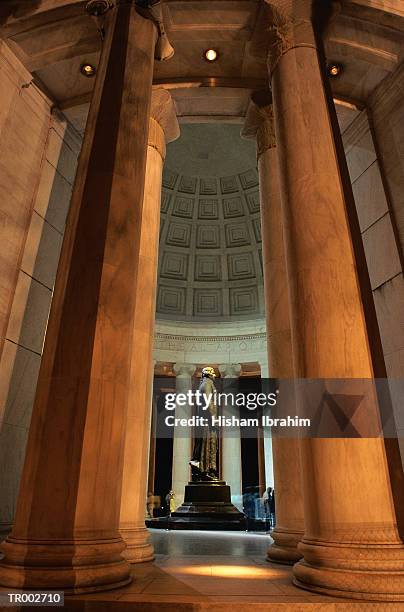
[65, 529, 362, 607]
[168, 564, 274, 578]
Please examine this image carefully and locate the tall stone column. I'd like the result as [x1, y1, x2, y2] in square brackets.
[119, 90, 179, 563]
[218, 364, 242, 510]
[242, 96, 304, 564]
[259, 362, 274, 497]
[146, 361, 159, 516]
[171, 364, 195, 508]
[265, 0, 404, 599]
[0, 2, 157, 593]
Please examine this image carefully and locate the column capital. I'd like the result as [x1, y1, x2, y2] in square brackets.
[218, 363, 241, 378]
[85, 1, 174, 61]
[241, 91, 276, 158]
[173, 363, 196, 378]
[260, 362, 269, 378]
[148, 88, 180, 159]
[263, 1, 341, 74]
[135, 1, 175, 62]
[263, 0, 316, 74]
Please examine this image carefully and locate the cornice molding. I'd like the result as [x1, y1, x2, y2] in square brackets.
[155, 332, 267, 343]
[153, 320, 268, 362]
[153, 330, 268, 365]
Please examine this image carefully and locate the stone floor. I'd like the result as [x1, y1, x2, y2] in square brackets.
[60, 530, 402, 610]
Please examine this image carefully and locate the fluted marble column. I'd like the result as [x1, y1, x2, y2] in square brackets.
[243, 95, 304, 564]
[172, 364, 195, 508]
[218, 364, 242, 510]
[265, 0, 404, 600]
[0, 2, 157, 593]
[119, 90, 179, 563]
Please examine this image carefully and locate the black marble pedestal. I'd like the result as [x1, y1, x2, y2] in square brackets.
[146, 481, 246, 531]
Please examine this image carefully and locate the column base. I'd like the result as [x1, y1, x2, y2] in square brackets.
[0, 536, 132, 594]
[119, 526, 154, 564]
[293, 539, 404, 601]
[267, 527, 304, 565]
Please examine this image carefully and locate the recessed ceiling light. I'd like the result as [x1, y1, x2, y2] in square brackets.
[327, 62, 343, 78]
[204, 49, 218, 62]
[80, 63, 96, 78]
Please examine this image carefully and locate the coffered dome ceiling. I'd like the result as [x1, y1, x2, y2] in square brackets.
[157, 124, 264, 322]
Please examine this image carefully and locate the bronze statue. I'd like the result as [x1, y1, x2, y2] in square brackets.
[189, 366, 219, 481]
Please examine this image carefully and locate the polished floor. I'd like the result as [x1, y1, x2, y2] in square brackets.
[62, 530, 402, 610]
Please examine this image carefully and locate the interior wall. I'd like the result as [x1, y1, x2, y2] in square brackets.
[342, 74, 404, 458]
[368, 64, 404, 461]
[368, 64, 404, 380]
[0, 42, 80, 534]
[0, 41, 50, 376]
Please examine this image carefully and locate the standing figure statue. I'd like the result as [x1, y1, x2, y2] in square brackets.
[189, 366, 219, 481]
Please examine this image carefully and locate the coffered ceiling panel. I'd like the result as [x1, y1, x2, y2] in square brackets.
[157, 123, 264, 322]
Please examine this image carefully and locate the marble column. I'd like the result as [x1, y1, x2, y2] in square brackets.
[171, 363, 195, 508]
[265, 0, 404, 599]
[218, 364, 242, 510]
[0, 2, 157, 593]
[242, 97, 304, 564]
[147, 361, 159, 517]
[259, 361, 274, 495]
[119, 90, 179, 563]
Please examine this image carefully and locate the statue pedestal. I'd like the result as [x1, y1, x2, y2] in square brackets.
[146, 481, 246, 531]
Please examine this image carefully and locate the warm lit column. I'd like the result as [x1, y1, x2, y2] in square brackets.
[119, 90, 179, 563]
[218, 363, 242, 509]
[171, 363, 195, 508]
[0, 2, 157, 593]
[242, 96, 304, 564]
[266, 0, 404, 599]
